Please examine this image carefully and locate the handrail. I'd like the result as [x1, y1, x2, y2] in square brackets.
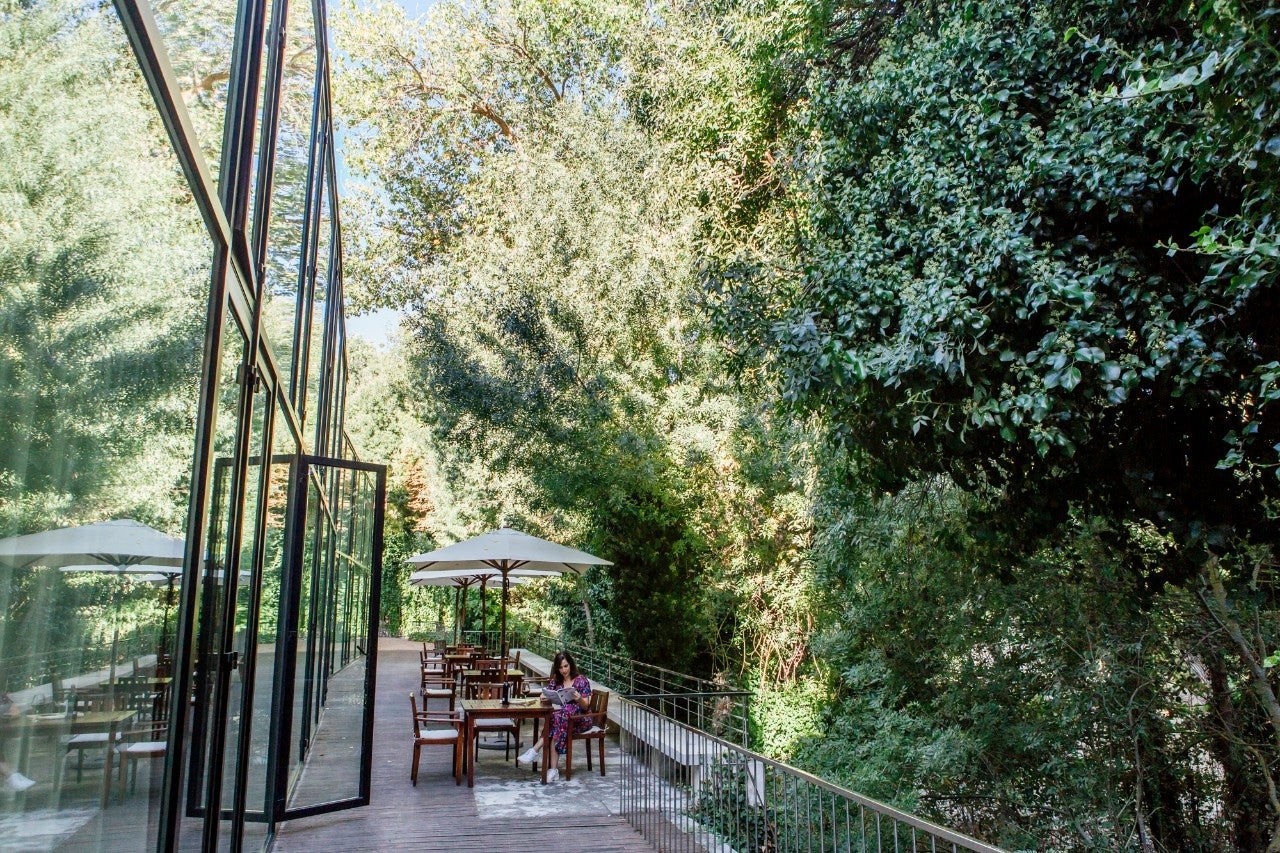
[619, 694, 1005, 853]
[505, 629, 753, 747]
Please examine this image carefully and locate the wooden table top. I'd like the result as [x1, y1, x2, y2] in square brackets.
[460, 669, 523, 678]
[460, 698, 548, 715]
[22, 709, 137, 732]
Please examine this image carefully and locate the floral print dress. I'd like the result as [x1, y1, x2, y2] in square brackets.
[548, 674, 592, 755]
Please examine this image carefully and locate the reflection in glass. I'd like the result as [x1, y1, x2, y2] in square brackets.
[150, 0, 239, 188]
[259, 0, 319, 387]
[0, 2, 208, 850]
[185, 319, 246, 848]
[283, 464, 373, 811]
[304, 168, 334, 437]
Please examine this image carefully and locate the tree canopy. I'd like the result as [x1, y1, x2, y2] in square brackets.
[333, 0, 1280, 847]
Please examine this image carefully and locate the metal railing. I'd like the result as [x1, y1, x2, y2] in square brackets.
[506, 630, 752, 748]
[619, 696, 1004, 853]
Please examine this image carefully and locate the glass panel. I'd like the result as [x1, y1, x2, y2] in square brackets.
[150, 0, 240, 189]
[184, 317, 246, 845]
[287, 472, 320, 779]
[260, 0, 319, 390]
[238, 400, 293, 850]
[215, 374, 271, 851]
[305, 168, 333, 446]
[0, 2, 211, 849]
[283, 462, 372, 811]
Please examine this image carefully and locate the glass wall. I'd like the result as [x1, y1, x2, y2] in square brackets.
[0, 1, 381, 851]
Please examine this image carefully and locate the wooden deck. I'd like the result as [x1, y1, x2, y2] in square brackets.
[271, 639, 652, 852]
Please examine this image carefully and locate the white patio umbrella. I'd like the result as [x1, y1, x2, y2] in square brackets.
[0, 520, 185, 683]
[406, 527, 611, 653]
[408, 567, 555, 644]
[0, 519, 184, 569]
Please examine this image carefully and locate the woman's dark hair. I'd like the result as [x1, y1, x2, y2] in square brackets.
[551, 651, 579, 686]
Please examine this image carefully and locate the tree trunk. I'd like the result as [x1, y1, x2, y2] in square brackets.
[1204, 650, 1264, 852]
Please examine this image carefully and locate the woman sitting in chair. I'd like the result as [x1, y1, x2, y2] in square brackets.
[521, 650, 590, 780]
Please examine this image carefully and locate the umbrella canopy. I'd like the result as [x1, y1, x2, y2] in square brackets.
[60, 564, 184, 577]
[406, 527, 610, 652]
[407, 566, 559, 586]
[406, 527, 612, 574]
[0, 519, 184, 569]
[410, 573, 534, 589]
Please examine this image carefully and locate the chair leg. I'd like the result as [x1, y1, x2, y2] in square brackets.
[565, 737, 573, 781]
[587, 737, 592, 771]
[411, 744, 420, 786]
[598, 737, 606, 776]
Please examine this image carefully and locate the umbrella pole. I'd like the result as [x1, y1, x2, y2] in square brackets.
[159, 575, 175, 662]
[500, 569, 509, 657]
[479, 578, 488, 649]
[452, 586, 460, 644]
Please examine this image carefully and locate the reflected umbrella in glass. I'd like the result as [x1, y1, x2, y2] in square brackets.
[60, 564, 184, 677]
[0, 519, 184, 684]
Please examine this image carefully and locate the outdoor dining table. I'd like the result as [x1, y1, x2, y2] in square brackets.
[16, 709, 137, 807]
[443, 653, 477, 676]
[460, 668, 523, 682]
[459, 697, 552, 787]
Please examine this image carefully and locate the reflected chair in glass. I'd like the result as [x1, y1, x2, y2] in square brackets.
[115, 721, 167, 797]
[409, 693, 462, 785]
[563, 689, 609, 781]
[63, 691, 127, 783]
[468, 682, 519, 762]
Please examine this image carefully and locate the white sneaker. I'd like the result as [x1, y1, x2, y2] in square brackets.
[546, 767, 558, 783]
[518, 745, 541, 765]
[6, 772, 35, 791]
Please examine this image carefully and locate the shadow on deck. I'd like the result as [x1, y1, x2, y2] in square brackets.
[271, 639, 651, 852]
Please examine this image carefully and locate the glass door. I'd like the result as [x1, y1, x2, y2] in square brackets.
[272, 455, 384, 820]
[186, 451, 383, 849]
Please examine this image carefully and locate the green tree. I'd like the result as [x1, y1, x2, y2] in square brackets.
[706, 0, 1280, 847]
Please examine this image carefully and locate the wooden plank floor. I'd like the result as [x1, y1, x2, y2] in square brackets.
[271, 639, 653, 852]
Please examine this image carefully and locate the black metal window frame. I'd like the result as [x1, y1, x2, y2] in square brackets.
[109, 0, 372, 850]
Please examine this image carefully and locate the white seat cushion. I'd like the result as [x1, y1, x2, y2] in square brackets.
[66, 732, 121, 746]
[417, 730, 459, 743]
[120, 741, 167, 757]
[423, 688, 452, 697]
[474, 718, 516, 729]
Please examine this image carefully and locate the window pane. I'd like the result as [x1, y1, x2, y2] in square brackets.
[184, 317, 246, 848]
[150, 0, 240, 188]
[0, 2, 210, 849]
[305, 172, 333, 444]
[260, 0, 319, 391]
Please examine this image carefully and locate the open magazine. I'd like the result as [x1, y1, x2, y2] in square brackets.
[541, 686, 579, 707]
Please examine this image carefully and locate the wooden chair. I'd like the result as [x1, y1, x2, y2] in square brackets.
[421, 669, 456, 711]
[409, 693, 463, 785]
[473, 658, 503, 677]
[564, 689, 609, 781]
[420, 643, 445, 673]
[469, 683, 520, 762]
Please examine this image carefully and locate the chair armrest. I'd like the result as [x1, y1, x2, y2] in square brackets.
[576, 709, 608, 729]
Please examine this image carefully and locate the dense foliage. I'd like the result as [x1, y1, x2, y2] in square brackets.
[334, 0, 1279, 848]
